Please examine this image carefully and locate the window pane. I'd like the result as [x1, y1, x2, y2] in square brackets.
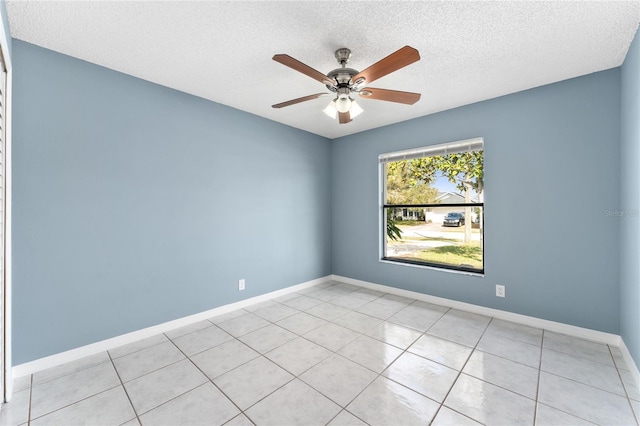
[385, 206, 484, 272]
[385, 161, 439, 205]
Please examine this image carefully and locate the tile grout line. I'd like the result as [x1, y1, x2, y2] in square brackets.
[26, 374, 32, 426]
[427, 312, 492, 424]
[107, 351, 141, 425]
[532, 329, 545, 426]
[608, 344, 640, 425]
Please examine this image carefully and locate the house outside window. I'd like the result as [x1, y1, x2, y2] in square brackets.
[380, 138, 484, 274]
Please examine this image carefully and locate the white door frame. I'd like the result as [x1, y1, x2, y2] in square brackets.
[0, 14, 13, 402]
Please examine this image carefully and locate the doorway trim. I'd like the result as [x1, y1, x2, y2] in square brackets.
[0, 14, 13, 403]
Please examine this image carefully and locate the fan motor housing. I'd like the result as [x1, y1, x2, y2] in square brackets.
[327, 67, 359, 87]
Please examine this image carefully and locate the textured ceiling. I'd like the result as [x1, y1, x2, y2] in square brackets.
[6, 1, 640, 139]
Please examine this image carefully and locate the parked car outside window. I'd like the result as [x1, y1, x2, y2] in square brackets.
[443, 212, 465, 227]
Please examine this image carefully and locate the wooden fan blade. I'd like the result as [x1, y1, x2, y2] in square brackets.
[273, 54, 332, 85]
[338, 111, 352, 124]
[352, 46, 420, 84]
[359, 88, 421, 105]
[272, 93, 329, 109]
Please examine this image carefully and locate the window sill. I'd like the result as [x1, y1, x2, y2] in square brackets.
[379, 259, 485, 277]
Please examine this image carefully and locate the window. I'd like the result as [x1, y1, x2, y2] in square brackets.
[380, 138, 484, 274]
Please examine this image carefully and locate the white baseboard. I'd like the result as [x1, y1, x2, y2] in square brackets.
[14, 273, 637, 381]
[12, 275, 330, 378]
[331, 274, 622, 346]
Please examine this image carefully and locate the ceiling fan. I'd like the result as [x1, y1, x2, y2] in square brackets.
[272, 46, 421, 124]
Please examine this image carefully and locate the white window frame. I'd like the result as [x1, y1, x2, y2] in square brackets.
[379, 137, 484, 275]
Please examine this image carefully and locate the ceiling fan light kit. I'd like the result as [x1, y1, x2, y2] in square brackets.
[272, 46, 421, 124]
[323, 98, 363, 119]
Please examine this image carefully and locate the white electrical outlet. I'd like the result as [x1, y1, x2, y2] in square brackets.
[239, 279, 245, 291]
[496, 284, 505, 298]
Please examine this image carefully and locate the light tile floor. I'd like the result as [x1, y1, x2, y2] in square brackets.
[2, 281, 639, 425]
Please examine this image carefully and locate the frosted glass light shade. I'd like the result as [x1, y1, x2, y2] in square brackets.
[323, 100, 337, 119]
[350, 100, 363, 118]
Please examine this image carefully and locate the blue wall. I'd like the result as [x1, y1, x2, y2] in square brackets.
[12, 40, 332, 364]
[332, 70, 621, 334]
[621, 29, 640, 366]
